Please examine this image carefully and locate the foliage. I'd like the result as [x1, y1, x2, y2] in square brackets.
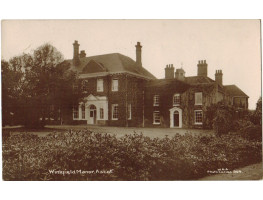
[2, 130, 262, 181]
[1, 59, 24, 126]
[1, 44, 83, 128]
[204, 102, 236, 136]
[250, 97, 262, 125]
[213, 106, 234, 136]
[239, 125, 262, 142]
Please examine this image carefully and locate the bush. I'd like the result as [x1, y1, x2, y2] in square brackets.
[2, 130, 262, 181]
[232, 119, 254, 132]
[213, 108, 233, 136]
[240, 125, 262, 142]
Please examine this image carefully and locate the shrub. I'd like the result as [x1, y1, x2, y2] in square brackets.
[2, 130, 262, 181]
[213, 108, 233, 136]
[240, 125, 262, 142]
[232, 119, 254, 132]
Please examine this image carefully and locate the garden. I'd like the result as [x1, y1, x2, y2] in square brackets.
[2, 126, 262, 181]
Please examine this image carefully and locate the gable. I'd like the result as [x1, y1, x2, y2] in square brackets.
[224, 85, 248, 97]
[82, 60, 107, 74]
[84, 94, 108, 101]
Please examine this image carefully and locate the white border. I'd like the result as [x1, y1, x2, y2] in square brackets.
[1, 1, 263, 200]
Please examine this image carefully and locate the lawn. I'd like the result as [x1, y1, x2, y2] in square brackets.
[3, 125, 213, 138]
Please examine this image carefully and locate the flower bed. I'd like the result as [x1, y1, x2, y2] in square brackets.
[2, 130, 262, 181]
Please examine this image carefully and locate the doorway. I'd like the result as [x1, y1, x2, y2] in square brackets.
[173, 111, 179, 127]
[88, 104, 97, 124]
[169, 107, 182, 128]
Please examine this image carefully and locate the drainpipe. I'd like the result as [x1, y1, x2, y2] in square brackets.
[142, 90, 145, 127]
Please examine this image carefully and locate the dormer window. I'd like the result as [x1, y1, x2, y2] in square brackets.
[97, 79, 103, 92]
[153, 95, 160, 106]
[173, 94, 180, 106]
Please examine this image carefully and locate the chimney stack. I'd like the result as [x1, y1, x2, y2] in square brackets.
[165, 64, 175, 79]
[73, 40, 80, 66]
[135, 42, 142, 67]
[197, 60, 208, 77]
[215, 69, 223, 86]
[79, 50, 86, 58]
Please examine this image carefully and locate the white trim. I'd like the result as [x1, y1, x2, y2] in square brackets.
[128, 104, 132, 120]
[173, 93, 180, 106]
[153, 111, 160, 125]
[74, 95, 108, 122]
[169, 107, 182, 128]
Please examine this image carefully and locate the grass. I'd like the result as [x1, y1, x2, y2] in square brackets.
[3, 125, 214, 138]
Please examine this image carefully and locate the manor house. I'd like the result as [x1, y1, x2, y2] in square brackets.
[66, 40, 248, 128]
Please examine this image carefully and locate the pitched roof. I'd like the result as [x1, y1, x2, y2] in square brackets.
[184, 76, 215, 84]
[66, 53, 156, 79]
[224, 85, 249, 97]
[145, 79, 190, 93]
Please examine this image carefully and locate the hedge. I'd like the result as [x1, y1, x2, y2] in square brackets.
[2, 130, 262, 180]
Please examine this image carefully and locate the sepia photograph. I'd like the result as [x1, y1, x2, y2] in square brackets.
[1, 19, 262, 181]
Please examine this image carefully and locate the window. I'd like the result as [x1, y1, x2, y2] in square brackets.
[73, 105, 79, 119]
[81, 104, 85, 119]
[82, 80, 88, 91]
[100, 108, 104, 119]
[73, 82, 78, 93]
[97, 79, 103, 92]
[112, 79, 118, 91]
[195, 92, 202, 105]
[153, 95, 160, 106]
[128, 104, 131, 120]
[195, 110, 203, 124]
[112, 104, 118, 120]
[153, 111, 160, 124]
[173, 94, 180, 106]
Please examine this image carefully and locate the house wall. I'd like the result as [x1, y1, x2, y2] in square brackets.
[67, 73, 248, 128]
[233, 97, 248, 109]
[144, 82, 217, 128]
[107, 74, 146, 127]
[69, 73, 147, 127]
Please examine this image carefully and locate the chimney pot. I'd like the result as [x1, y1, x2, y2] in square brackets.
[215, 69, 223, 85]
[165, 64, 175, 79]
[197, 60, 208, 76]
[73, 40, 80, 66]
[135, 42, 142, 67]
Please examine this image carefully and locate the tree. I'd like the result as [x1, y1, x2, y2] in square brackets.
[250, 96, 262, 125]
[1, 58, 25, 126]
[204, 101, 236, 136]
[2, 43, 83, 128]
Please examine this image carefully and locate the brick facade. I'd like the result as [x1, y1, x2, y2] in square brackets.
[66, 40, 248, 129]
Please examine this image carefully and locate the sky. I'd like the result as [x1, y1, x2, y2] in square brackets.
[1, 20, 261, 109]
